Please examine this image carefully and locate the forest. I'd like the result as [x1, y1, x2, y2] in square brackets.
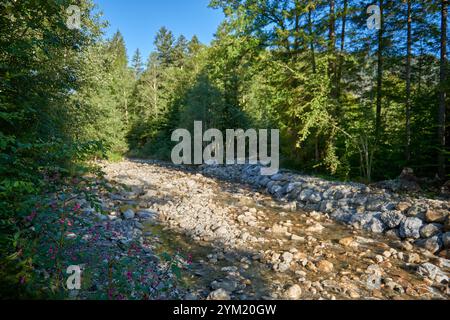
[0, 0, 448, 299]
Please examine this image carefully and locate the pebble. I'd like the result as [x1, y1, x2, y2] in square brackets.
[285, 284, 302, 300]
[316, 260, 334, 273]
[207, 289, 231, 300]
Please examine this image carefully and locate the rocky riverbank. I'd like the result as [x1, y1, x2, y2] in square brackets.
[97, 160, 449, 300]
[200, 164, 450, 258]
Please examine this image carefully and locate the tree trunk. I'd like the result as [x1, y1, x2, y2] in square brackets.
[293, 0, 300, 53]
[336, 0, 348, 101]
[329, 0, 336, 97]
[375, 0, 384, 142]
[405, 0, 412, 162]
[308, 7, 317, 74]
[438, 0, 448, 179]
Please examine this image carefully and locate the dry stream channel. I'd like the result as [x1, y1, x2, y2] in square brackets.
[102, 161, 449, 300]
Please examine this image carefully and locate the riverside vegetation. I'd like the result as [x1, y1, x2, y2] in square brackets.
[0, 0, 449, 299]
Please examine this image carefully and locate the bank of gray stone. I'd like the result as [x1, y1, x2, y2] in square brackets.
[200, 164, 450, 257]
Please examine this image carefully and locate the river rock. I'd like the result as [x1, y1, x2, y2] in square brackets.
[306, 223, 325, 233]
[282, 252, 294, 264]
[385, 229, 401, 240]
[319, 200, 336, 213]
[406, 205, 427, 219]
[317, 260, 334, 273]
[399, 217, 423, 239]
[291, 234, 305, 242]
[366, 199, 385, 211]
[215, 226, 228, 237]
[425, 209, 448, 223]
[417, 263, 448, 284]
[207, 288, 231, 300]
[381, 211, 405, 229]
[271, 173, 286, 181]
[339, 237, 356, 247]
[404, 252, 420, 264]
[272, 224, 288, 234]
[420, 223, 443, 238]
[396, 202, 412, 212]
[364, 217, 385, 234]
[299, 189, 314, 202]
[309, 192, 322, 203]
[415, 236, 442, 254]
[285, 284, 302, 300]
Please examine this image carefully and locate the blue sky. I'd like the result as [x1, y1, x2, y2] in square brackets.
[93, 0, 224, 62]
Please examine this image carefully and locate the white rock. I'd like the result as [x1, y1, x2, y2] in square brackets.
[207, 289, 231, 300]
[285, 284, 302, 300]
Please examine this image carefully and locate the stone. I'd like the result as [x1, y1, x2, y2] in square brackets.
[339, 237, 356, 247]
[309, 192, 322, 204]
[348, 290, 360, 299]
[415, 236, 442, 254]
[406, 205, 427, 219]
[240, 232, 250, 241]
[290, 234, 305, 242]
[286, 182, 301, 193]
[364, 217, 385, 234]
[397, 202, 412, 213]
[404, 253, 420, 264]
[385, 229, 400, 240]
[419, 223, 443, 238]
[123, 209, 135, 220]
[316, 260, 334, 273]
[215, 226, 228, 237]
[207, 289, 231, 300]
[271, 173, 286, 181]
[319, 200, 336, 213]
[417, 263, 448, 284]
[269, 184, 283, 196]
[425, 209, 448, 223]
[366, 199, 385, 211]
[276, 262, 290, 273]
[399, 217, 423, 239]
[306, 223, 325, 233]
[298, 188, 314, 202]
[380, 211, 405, 229]
[331, 210, 354, 223]
[272, 224, 288, 234]
[282, 252, 294, 264]
[285, 284, 302, 300]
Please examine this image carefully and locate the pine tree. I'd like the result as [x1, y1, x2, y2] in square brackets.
[154, 27, 176, 65]
[132, 48, 144, 78]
